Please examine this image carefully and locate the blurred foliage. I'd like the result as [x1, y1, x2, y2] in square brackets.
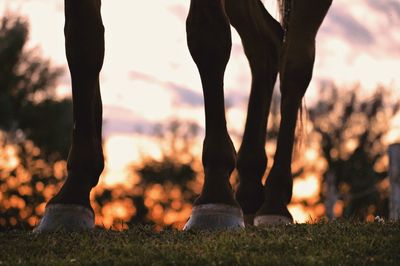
[139, 120, 199, 185]
[0, 14, 70, 229]
[309, 84, 397, 220]
[135, 121, 200, 227]
[94, 120, 201, 230]
[0, 15, 70, 159]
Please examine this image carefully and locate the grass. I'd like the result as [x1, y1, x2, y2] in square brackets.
[0, 221, 399, 265]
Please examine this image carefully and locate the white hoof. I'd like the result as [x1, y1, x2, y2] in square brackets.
[183, 204, 245, 230]
[33, 204, 94, 233]
[254, 215, 292, 226]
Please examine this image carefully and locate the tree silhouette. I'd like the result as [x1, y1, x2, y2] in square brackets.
[133, 120, 200, 228]
[89, 120, 201, 230]
[0, 14, 71, 229]
[309, 84, 396, 220]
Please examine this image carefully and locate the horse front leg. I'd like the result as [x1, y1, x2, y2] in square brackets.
[225, 0, 283, 225]
[255, 0, 332, 226]
[183, 0, 244, 230]
[35, 0, 105, 232]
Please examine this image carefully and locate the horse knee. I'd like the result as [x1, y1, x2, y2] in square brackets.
[280, 44, 316, 99]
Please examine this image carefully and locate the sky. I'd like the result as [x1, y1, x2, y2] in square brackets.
[1, 0, 400, 221]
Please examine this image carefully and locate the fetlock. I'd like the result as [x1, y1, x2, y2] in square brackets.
[256, 171, 293, 220]
[195, 134, 238, 207]
[235, 147, 267, 214]
[47, 176, 93, 212]
[48, 139, 103, 211]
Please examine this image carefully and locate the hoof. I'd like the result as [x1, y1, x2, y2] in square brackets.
[254, 215, 292, 226]
[244, 214, 255, 226]
[183, 204, 245, 231]
[33, 204, 94, 233]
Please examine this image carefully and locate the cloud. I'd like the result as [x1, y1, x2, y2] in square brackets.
[365, 0, 400, 23]
[102, 105, 207, 139]
[103, 105, 159, 137]
[130, 69, 252, 110]
[318, 1, 400, 60]
[165, 83, 204, 107]
[167, 5, 187, 23]
[130, 70, 204, 107]
[326, 5, 375, 47]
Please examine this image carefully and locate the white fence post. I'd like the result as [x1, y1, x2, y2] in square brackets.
[388, 144, 400, 220]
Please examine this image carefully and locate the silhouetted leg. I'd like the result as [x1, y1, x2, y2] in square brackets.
[225, 0, 283, 224]
[35, 0, 105, 232]
[255, 0, 332, 225]
[183, 0, 244, 230]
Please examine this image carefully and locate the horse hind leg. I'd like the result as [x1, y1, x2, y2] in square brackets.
[225, 0, 283, 225]
[255, 0, 332, 226]
[34, 0, 105, 233]
[183, 0, 244, 230]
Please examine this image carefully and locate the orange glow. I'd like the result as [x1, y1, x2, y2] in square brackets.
[102, 134, 163, 187]
[305, 149, 319, 162]
[10, 195, 25, 209]
[15, 167, 30, 183]
[314, 203, 326, 217]
[100, 133, 327, 225]
[28, 216, 38, 227]
[53, 161, 67, 180]
[100, 200, 136, 228]
[35, 203, 45, 215]
[35, 182, 44, 192]
[0, 219, 6, 226]
[42, 185, 56, 199]
[0, 135, 327, 225]
[0, 144, 19, 170]
[366, 215, 375, 222]
[146, 184, 164, 202]
[292, 175, 320, 202]
[170, 187, 182, 199]
[150, 204, 164, 221]
[171, 200, 182, 210]
[288, 204, 314, 223]
[334, 201, 344, 217]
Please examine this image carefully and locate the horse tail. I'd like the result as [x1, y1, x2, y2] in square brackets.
[277, 0, 291, 34]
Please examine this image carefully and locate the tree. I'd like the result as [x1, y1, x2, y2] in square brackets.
[89, 120, 201, 230]
[309, 84, 396, 220]
[0, 14, 72, 229]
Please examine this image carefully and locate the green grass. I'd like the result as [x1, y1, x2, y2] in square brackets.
[1, 221, 399, 265]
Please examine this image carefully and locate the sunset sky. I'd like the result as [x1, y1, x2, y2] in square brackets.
[1, 0, 399, 222]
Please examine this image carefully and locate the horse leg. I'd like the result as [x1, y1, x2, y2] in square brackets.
[35, 0, 105, 232]
[255, 0, 332, 225]
[225, 0, 283, 225]
[183, 0, 244, 230]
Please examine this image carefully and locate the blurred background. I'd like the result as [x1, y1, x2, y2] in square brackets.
[1, 0, 400, 230]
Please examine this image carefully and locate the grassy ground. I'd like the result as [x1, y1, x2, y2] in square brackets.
[1, 221, 399, 265]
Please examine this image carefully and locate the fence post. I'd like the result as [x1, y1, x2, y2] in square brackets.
[324, 171, 338, 221]
[388, 143, 400, 220]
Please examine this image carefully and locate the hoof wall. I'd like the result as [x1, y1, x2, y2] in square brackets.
[33, 204, 94, 233]
[183, 204, 245, 231]
[254, 215, 292, 226]
[243, 214, 255, 226]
